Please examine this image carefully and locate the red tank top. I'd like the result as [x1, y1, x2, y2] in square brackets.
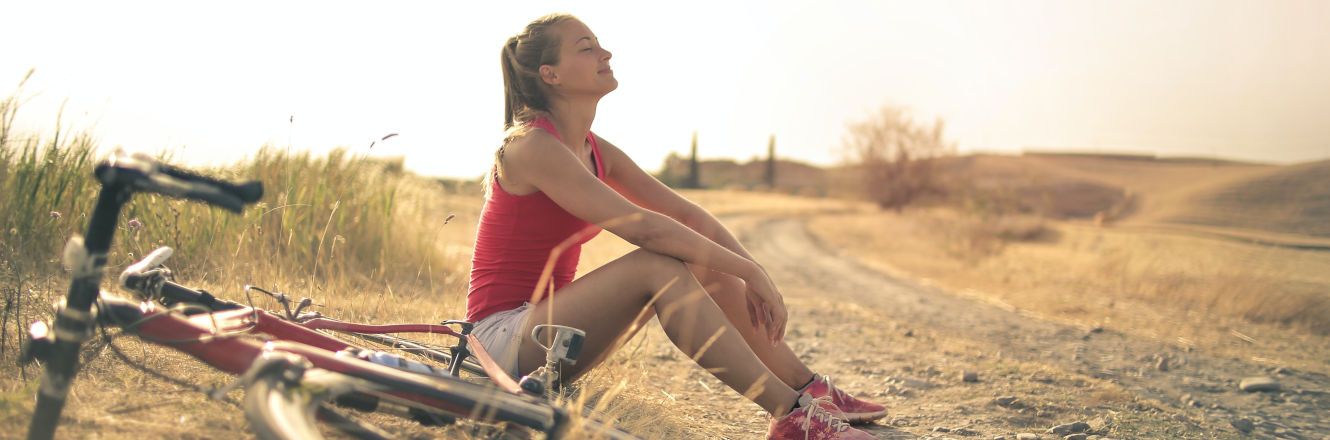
[466, 117, 605, 322]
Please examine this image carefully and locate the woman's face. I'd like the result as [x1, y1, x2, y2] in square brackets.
[542, 19, 616, 97]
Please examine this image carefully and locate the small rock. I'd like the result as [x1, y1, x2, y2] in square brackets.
[1048, 422, 1090, 435]
[1064, 435, 1087, 440]
[994, 396, 1019, 407]
[934, 427, 952, 432]
[1272, 367, 1292, 375]
[886, 376, 931, 389]
[962, 371, 980, 382]
[994, 437, 1007, 440]
[1230, 418, 1255, 433]
[903, 329, 915, 337]
[1239, 377, 1282, 392]
[1016, 434, 1039, 440]
[1155, 358, 1169, 372]
[1171, 414, 1187, 422]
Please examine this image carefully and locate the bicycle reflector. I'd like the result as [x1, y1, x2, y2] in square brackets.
[20, 321, 54, 365]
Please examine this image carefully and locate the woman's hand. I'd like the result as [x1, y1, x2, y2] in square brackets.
[742, 265, 787, 346]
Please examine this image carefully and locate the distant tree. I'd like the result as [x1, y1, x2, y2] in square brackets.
[841, 104, 955, 211]
[688, 131, 700, 189]
[765, 134, 776, 188]
[653, 152, 685, 188]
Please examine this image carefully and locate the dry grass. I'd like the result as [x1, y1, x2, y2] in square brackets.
[810, 208, 1330, 372]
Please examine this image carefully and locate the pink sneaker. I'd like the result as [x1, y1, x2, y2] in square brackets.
[801, 375, 888, 424]
[767, 396, 876, 440]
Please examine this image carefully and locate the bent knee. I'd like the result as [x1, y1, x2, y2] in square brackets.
[623, 249, 690, 284]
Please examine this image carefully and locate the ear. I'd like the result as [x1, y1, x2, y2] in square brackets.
[539, 65, 560, 86]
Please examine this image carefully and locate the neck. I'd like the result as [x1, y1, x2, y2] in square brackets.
[547, 94, 599, 149]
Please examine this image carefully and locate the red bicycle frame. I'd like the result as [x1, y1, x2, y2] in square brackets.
[94, 294, 554, 429]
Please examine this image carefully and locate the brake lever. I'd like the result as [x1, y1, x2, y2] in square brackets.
[245, 285, 296, 319]
[292, 297, 325, 319]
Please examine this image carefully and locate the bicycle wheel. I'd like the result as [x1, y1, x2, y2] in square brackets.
[244, 369, 322, 440]
[246, 366, 395, 440]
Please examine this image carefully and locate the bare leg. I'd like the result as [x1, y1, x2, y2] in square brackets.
[517, 249, 800, 416]
[689, 264, 817, 390]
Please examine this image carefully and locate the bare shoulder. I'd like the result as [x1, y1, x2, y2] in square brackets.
[501, 128, 565, 167]
[592, 133, 630, 174]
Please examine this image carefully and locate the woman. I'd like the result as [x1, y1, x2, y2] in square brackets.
[468, 13, 886, 440]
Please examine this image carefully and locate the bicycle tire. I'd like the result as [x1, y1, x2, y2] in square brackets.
[246, 368, 395, 440]
[244, 371, 323, 440]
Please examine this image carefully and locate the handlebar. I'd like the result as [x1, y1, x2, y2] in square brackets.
[96, 149, 264, 213]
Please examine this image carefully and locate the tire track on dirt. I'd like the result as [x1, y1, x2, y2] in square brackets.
[742, 216, 1330, 438]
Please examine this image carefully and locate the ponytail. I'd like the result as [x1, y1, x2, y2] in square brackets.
[499, 13, 575, 133]
[489, 13, 577, 193]
[500, 36, 523, 132]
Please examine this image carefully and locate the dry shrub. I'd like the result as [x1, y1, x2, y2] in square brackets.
[937, 214, 1047, 262]
[840, 104, 955, 211]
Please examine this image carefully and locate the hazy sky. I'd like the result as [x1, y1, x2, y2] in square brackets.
[4, 0, 1328, 178]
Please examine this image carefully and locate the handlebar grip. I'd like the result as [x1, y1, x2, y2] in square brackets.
[157, 162, 264, 203]
[178, 180, 246, 213]
[159, 281, 243, 311]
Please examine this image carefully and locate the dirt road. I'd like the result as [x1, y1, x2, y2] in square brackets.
[713, 216, 1330, 439]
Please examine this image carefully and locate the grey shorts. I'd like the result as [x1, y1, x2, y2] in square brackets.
[471, 302, 535, 379]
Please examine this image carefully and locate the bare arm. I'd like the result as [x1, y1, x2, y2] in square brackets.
[501, 132, 786, 343]
[593, 135, 785, 343]
[596, 136, 756, 262]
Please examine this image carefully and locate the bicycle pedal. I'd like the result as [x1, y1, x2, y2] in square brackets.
[532, 325, 585, 365]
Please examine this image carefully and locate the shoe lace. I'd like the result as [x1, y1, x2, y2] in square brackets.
[820, 376, 852, 402]
[800, 396, 850, 438]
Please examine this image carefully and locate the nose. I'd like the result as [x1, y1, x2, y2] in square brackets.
[601, 47, 612, 61]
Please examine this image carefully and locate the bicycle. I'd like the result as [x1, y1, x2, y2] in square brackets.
[20, 149, 636, 440]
